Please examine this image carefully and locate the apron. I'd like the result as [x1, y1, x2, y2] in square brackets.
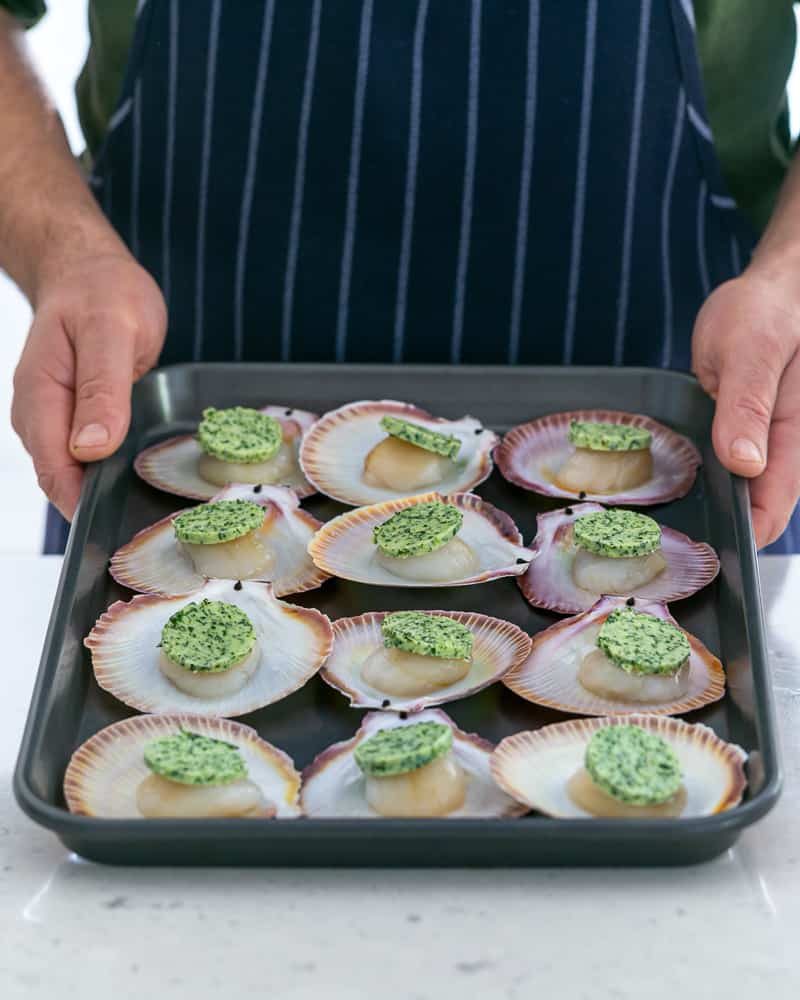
[45, 0, 796, 553]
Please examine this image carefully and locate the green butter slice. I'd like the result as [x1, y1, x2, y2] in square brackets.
[372, 501, 463, 558]
[161, 599, 257, 673]
[568, 420, 652, 452]
[584, 724, 682, 806]
[143, 729, 248, 786]
[573, 508, 661, 558]
[198, 406, 283, 463]
[173, 499, 265, 545]
[381, 611, 473, 660]
[597, 608, 690, 676]
[380, 415, 462, 460]
[354, 721, 453, 777]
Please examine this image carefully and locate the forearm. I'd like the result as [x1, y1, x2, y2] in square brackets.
[0, 10, 125, 304]
[750, 150, 800, 285]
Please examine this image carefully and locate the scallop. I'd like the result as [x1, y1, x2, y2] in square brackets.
[490, 715, 747, 819]
[85, 579, 333, 717]
[495, 409, 700, 506]
[110, 484, 330, 598]
[518, 502, 719, 615]
[301, 709, 527, 818]
[135, 405, 318, 501]
[503, 595, 725, 716]
[307, 491, 535, 588]
[322, 611, 531, 712]
[64, 714, 302, 818]
[299, 400, 498, 505]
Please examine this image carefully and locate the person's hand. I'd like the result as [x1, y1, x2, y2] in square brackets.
[11, 251, 167, 520]
[692, 266, 800, 548]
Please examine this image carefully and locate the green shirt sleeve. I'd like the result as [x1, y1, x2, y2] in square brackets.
[0, 1, 46, 28]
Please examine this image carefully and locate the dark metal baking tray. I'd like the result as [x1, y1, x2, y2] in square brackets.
[14, 364, 782, 865]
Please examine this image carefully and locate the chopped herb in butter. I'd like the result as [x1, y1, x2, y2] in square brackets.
[380, 415, 462, 459]
[161, 599, 257, 673]
[373, 501, 463, 558]
[355, 721, 453, 777]
[573, 508, 661, 558]
[597, 608, 690, 676]
[143, 729, 248, 786]
[584, 724, 682, 806]
[568, 420, 652, 452]
[173, 499, 265, 545]
[198, 406, 283, 464]
[382, 611, 473, 660]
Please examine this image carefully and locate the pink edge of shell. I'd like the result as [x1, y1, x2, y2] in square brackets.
[495, 409, 702, 505]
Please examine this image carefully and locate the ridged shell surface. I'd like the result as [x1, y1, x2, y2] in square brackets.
[134, 406, 318, 500]
[64, 714, 302, 818]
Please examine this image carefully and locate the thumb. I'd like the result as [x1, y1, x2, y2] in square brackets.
[711, 350, 785, 479]
[69, 319, 136, 461]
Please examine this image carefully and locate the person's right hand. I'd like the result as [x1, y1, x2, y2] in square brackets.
[11, 251, 167, 521]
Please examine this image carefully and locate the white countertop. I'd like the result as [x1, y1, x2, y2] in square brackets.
[1, 555, 799, 999]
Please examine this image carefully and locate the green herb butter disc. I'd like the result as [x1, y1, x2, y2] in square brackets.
[573, 508, 661, 558]
[380, 415, 462, 460]
[372, 501, 463, 558]
[197, 406, 283, 463]
[354, 721, 453, 777]
[161, 599, 257, 673]
[597, 608, 690, 676]
[568, 420, 652, 452]
[173, 499, 265, 545]
[381, 611, 473, 660]
[143, 729, 248, 786]
[584, 724, 682, 805]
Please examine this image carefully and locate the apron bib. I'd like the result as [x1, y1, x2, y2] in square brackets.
[45, 0, 795, 552]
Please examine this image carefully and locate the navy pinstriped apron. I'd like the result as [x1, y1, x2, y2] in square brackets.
[44, 0, 797, 552]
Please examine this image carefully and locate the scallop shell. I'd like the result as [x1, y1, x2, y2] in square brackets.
[503, 595, 725, 716]
[495, 409, 701, 505]
[491, 714, 746, 818]
[307, 491, 534, 588]
[64, 714, 302, 818]
[110, 484, 330, 597]
[134, 405, 318, 501]
[299, 400, 498, 506]
[85, 579, 333, 717]
[322, 610, 531, 713]
[518, 502, 719, 614]
[301, 708, 527, 818]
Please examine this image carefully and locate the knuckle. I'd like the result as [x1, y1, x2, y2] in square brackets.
[734, 391, 773, 428]
[75, 376, 119, 410]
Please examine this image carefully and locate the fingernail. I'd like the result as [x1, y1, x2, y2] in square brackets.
[73, 423, 109, 449]
[731, 437, 763, 464]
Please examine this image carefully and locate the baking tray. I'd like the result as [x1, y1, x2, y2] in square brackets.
[14, 364, 782, 865]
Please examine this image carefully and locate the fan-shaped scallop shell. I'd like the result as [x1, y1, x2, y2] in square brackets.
[85, 579, 333, 717]
[322, 610, 531, 712]
[299, 399, 498, 505]
[110, 484, 330, 597]
[307, 491, 534, 588]
[301, 708, 527, 818]
[491, 714, 746, 819]
[495, 409, 701, 505]
[518, 502, 719, 614]
[64, 714, 302, 818]
[135, 405, 318, 501]
[503, 595, 725, 716]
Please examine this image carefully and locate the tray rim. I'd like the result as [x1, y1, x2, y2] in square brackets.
[13, 363, 783, 858]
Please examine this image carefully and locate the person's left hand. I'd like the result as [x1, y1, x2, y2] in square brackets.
[692, 266, 800, 548]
